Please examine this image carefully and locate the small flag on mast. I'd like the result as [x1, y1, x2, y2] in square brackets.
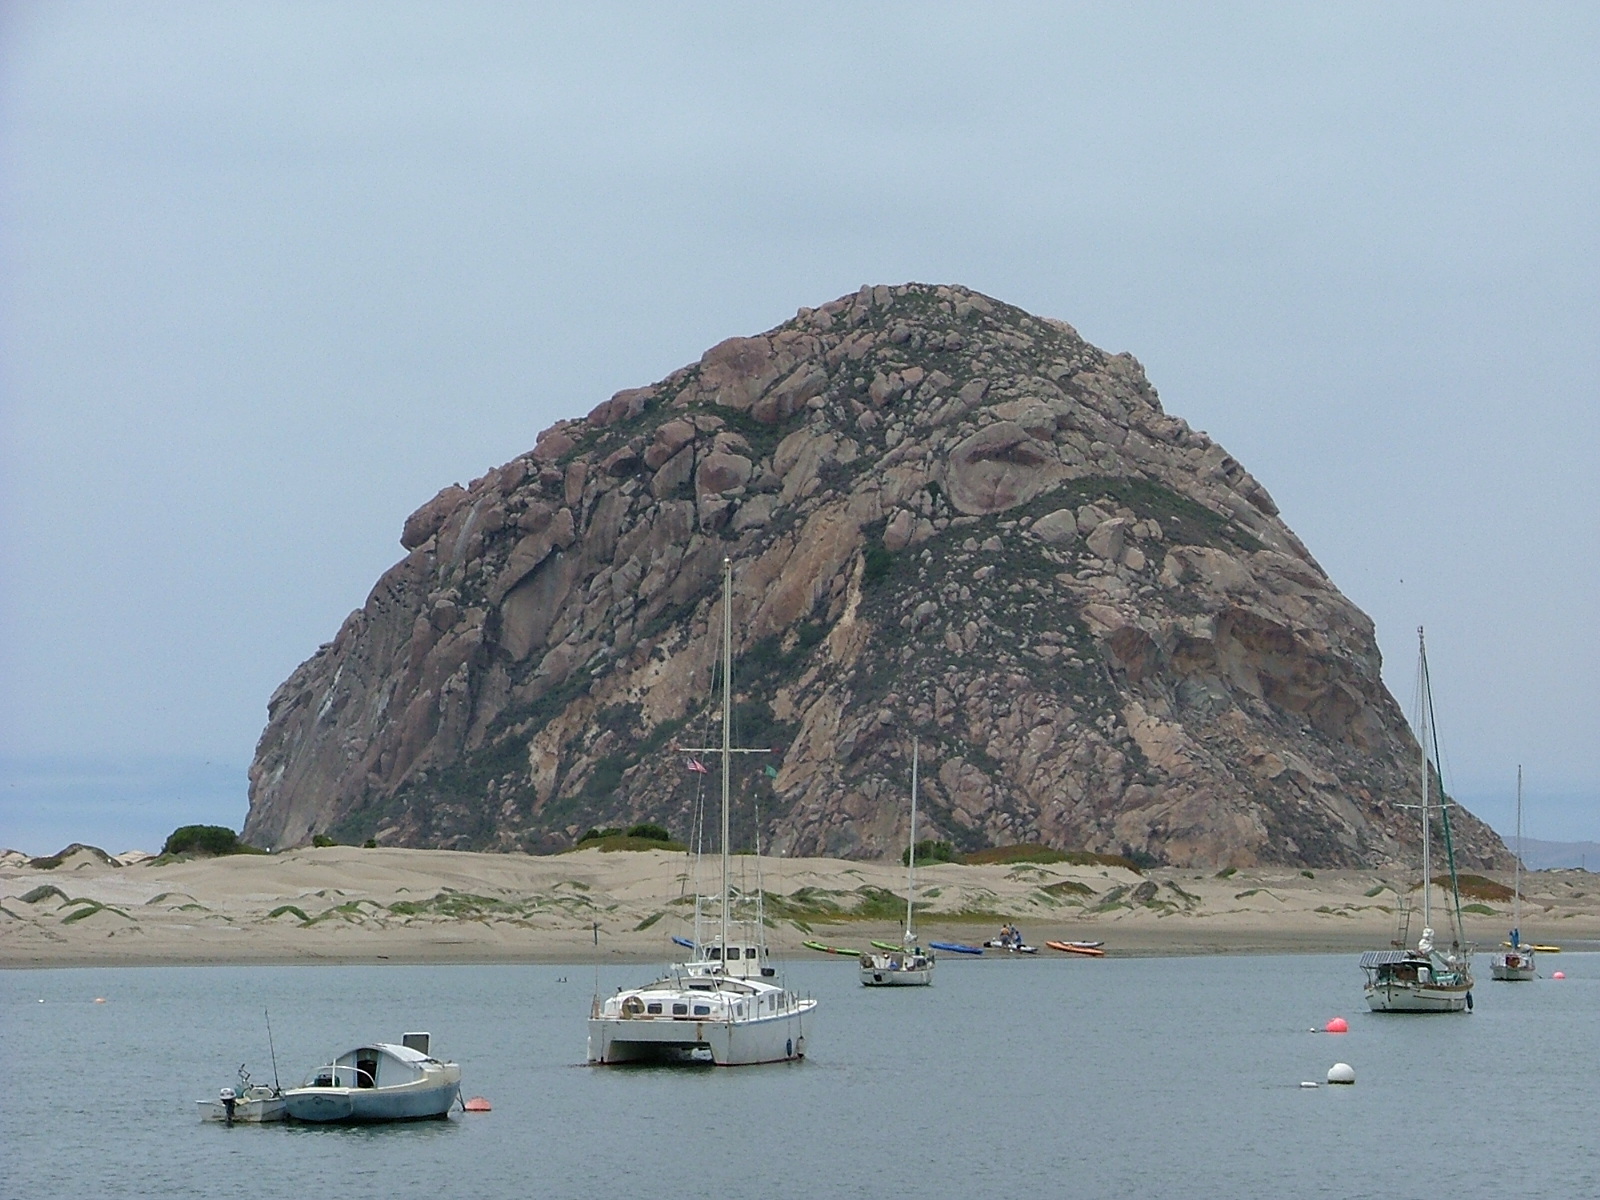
[686, 758, 708, 774]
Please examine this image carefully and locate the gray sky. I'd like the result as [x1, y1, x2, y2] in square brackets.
[3, 2, 1596, 854]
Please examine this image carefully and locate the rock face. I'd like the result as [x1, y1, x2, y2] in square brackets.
[244, 284, 1508, 870]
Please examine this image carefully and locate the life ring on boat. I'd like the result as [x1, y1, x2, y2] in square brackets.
[621, 996, 645, 1017]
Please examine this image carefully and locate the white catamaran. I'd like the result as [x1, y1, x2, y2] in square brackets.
[588, 558, 816, 1065]
[860, 738, 935, 987]
[1491, 766, 1536, 982]
[1360, 628, 1476, 1013]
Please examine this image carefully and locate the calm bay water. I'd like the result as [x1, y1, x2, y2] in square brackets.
[3, 953, 1595, 1199]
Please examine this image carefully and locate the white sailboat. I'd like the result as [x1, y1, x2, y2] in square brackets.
[588, 558, 816, 1066]
[1360, 628, 1476, 1013]
[1491, 766, 1536, 982]
[860, 738, 935, 987]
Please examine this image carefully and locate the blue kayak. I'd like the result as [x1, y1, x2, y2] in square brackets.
[671, 935, 695, 949]
[929, 941, 983, 955]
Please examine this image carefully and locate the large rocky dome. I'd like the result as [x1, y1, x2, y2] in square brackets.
[244, 283, 1507, 870]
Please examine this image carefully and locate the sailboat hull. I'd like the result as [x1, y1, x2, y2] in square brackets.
[1363, 981, 1471, 1012]
[859, 956, 933, 986]
[1490, 952, 1536, 981]
[587, 1007, 814, 1066]
[860, 970, 933, 986]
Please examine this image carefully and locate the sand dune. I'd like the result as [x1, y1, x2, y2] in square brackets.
[3, 845, 1597, 967]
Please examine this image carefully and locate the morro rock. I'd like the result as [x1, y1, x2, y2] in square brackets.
[244, 284, 1507, 870]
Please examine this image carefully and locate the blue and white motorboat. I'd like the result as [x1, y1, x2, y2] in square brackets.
[282, 1033, 461, 1122]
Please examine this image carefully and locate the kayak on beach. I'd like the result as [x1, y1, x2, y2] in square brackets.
[1046, 940, 1105, 957]
[802, 940, 862, 956]
[929, 941, 983, 955]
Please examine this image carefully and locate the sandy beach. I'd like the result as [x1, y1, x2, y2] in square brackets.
[3, 844, 1597, 968]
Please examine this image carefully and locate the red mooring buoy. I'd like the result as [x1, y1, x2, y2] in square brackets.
[464, 1097, 492, 1112]
[1324, 1017, 1349, 1033]
[1552, 971, 1566, 980]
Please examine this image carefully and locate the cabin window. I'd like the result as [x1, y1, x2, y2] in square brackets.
[693, 1005, 710, 1016]
[709, 947, 722, 959]
[725, 947, 738, 959]
[646, 1003, 662, 1014]
[355, 1056, 378, 1088]
[745, 948, 758, 959]
[672, 1003, 687, 1015]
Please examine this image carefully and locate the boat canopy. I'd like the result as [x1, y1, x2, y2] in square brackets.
[1358, 950, 1420, 967]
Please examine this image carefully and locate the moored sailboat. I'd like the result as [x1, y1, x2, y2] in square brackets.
[1360, 628, 1476, 1013]
[860, 738, 935, 987]
[1491, 766, 1536, 982]
[587, 558, 816, 1066]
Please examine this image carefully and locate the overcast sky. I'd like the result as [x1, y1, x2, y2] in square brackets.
[3, 2, 1596, 854]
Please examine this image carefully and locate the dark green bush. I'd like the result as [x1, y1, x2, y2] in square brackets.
[902, 839, 956, 867]
[578, 827, 624, 845]
[863, 543, 895, 588]
[625, 823, 673, 843]
[161, 825, 255, 857]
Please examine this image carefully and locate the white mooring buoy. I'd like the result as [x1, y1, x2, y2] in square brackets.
[1327, 1062, 1355, 1085]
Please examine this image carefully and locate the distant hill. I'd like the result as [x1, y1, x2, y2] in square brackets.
[244, 282, 1510, 871]
[1515, 838, 1600, 872]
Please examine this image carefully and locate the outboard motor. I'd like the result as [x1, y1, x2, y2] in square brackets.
[219, 1086, 237, 1126]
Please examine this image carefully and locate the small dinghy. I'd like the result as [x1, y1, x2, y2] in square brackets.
[197, 1066, 283, 1123]
[282, 1033, 460, 1123]
[984, 940, 1038, 954]
[984, 925, 1037, 953]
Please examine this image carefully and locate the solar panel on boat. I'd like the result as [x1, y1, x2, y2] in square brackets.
[1358, 950, 1414, 967]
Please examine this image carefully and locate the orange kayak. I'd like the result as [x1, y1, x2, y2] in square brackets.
[1046, 940, 1105, 957]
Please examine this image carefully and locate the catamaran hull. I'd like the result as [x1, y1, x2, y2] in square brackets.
[588, 1009, 812, 1066]
[1364, 983, 1471, 1013]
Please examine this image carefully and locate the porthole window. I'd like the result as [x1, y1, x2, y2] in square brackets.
[693, 1005, 710, 1016]
[646, 1003, 662, 1014]
[672, 1003, 687, 1015]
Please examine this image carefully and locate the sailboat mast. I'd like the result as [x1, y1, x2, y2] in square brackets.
[905, 738, 919, 942]
[1419, 627, 1431, 932]
[720, 557, 733, 965]
[1514, 764, 1523, 936]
